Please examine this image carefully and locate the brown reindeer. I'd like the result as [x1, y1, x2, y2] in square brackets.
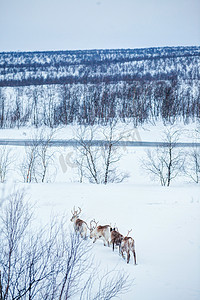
[89, 219, 112, 246]
[70, 207, 87, 239]
[121, 230, 137, 264]
[110, 227, 124, 253]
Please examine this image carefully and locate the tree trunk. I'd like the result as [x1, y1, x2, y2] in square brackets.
[104, 142, 112, 185]
[167, 147, 172, 186]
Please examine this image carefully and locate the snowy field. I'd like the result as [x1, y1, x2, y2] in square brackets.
[0, 121, 198, 143]
[0, 121, 200, 299]
[1, 182, 199, 300]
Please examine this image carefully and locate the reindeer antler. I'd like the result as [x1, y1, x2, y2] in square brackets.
[93, 219, 98, 227]
[71, 206, 81, 216]
[126, 229, 132, 237]
[90, 219, 98, 229]
[71, 206, 75, 215]
[90, 219, 95, 229]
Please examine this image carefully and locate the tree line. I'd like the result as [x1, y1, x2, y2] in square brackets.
[0, 79, 199, 128]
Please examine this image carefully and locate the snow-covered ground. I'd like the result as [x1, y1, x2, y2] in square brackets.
[1, 182, 199, 300]
[0, 120, 199, 143]
[0, 121, 200, 299]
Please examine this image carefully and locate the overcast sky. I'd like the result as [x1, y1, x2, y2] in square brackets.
[0, 0, 199, 52]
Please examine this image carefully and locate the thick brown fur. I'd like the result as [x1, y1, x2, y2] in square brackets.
[90, 220, 111, 246]
[70, 207, 87, 239]
[121, 236, 137, 264]
[110, 228, 124, 253]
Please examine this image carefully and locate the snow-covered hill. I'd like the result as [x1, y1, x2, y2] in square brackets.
[1, 181, 199, 300]
[0, 46, 200, 85]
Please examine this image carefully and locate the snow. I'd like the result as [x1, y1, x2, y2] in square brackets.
[0, 121, 200, 299]
[1, 182, 199, 300]
[0, 121, 198, 143]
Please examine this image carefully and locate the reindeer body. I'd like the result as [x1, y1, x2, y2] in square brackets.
[121, 235, 136, 264]
[110, 228, 124, 253]
[70, 207, 87, 239]
[70, 209, 137, 264]
[90, 220, 111, 246]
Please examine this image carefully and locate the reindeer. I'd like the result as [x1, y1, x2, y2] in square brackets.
[110, 227, 124, 253]
[70, 207, 87, 239]
[89, 219, 112, 246]
[121, 230, 137, 264]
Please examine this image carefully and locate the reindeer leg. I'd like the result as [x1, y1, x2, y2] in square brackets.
[127, 251, 130, 264]
[132, 250, 137, 264]
[112, 242, 115, 251]
[118, 243, 121, 255]
[93, 237, 97, 243]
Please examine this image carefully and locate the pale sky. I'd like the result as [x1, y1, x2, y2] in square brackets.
[0, 0, 199, 52]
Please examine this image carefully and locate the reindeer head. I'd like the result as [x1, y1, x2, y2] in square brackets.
[70, 206, 81, 222]
[89, 219, 98, 239]
[112, 224, 119, 232]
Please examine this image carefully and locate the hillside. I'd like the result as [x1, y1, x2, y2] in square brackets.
[0, 46, 200, 86]
[0, 46, 199, 128]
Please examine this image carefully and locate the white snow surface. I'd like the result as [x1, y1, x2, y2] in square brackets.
[0, 121, 199, 142]
[0, 121, 200, 299]
[1, 182, 199, 300]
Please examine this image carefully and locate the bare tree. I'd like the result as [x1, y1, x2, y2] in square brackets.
[0, 89, 5, 128]
[101, 121, 129, 184]
[0, 190, 33, 299]
[183, 128, 200, 183]
[75, 122, 128, 184]
[80, 269, 131, 300]
[184, 147, 200, 183]
[75, 126, 101, 184]
[20, 129, 56, 183]
[142, 128, 184, 186]
[0, 190, 132, 300]
[0, 146, 14, 183]
[35, 129, 56, 183]
[21, 140, 39, 183]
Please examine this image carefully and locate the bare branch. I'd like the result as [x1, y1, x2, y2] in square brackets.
[142, 127, 184, 186]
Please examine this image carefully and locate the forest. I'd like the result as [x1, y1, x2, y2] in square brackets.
[0, 46, 199, 128]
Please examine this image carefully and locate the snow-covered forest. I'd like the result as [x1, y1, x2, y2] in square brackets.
[0, 46, 199, 128]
